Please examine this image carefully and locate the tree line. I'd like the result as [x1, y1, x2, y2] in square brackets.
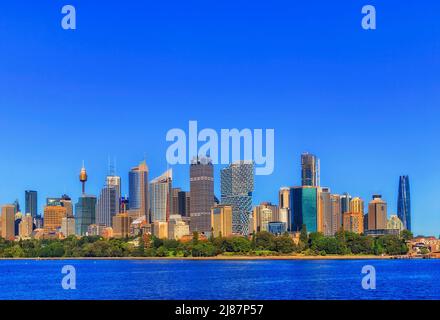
[0, 226, 411, 258]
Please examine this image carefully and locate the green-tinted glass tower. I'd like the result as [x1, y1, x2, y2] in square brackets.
[290, 186, 318, 232]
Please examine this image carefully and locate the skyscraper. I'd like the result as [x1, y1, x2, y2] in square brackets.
[75, 195, 97, 236]
[190, 157, 215, 233]
[279, 187, 291, 230]
[368, 195, 388, 231]
[350, 197, 364, 214]
[96, 178, 120, 227]
[252, 202, 278, 233]
[112, 213, 132, 238]
[290, 186, 318, 233]
[150, 169, 173, 223]
[340, 192, 352, 215]
[397, 175, 411, 231]
[319, 187, 332, 236]
[171, 188, 181, 215]
[60, 194, 73, 217]
[25, 190, 38, 218]
[330, 194, 342, 235]
[75, 164, 97, 235]
[177, 190, 189, 217]
[1, 205, 15, 240]
[19, 213, 33, 239]
[301, 153, 319, 187]
[343, 212, 364, 234]
[44, 205, 67, 233]
[221, 160, 255, 235]
[128, 161, 149, 220]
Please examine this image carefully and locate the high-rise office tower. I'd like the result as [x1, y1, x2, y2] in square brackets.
[397, 175, 411, 231]
[97, 178, 120, 227]
[211, 204, 233, 238]
[107, 176, 121, 197]
[171, 188, 181, 215]
[75, 196, 97, 236]
[14, 212, 22, 237]
[330, 194, 342, 235]
[221, 160, 254, 235]
[19, 213, 33, 239]
[190, 157, 215, 233]
[25, 190, 38, 218]
[301, 153, 319, 187]
[47, 197, 62, 206]
[290, 186, 319, 233]
[185, 192, 191, 217]
[75, 164, 97, 235]
[343, 212, 364, 234]
[150, 169, 173, 223]
[60, 194, 73, 217]
[128, 161, 149, 220]
[44, 205, 67, 233]
[368, 195, 388, 230]
[340, 192, 352, 214]
[350, 197, 364, 214]
[279, 187, 291, 230]
[61, 216, 76, 237]
[176, 190, 188, 217]
[112, 213, 132, 238]
[252, 202, 279, 233]
[1, 205, 15, 240]
[319, 187, 332, 236]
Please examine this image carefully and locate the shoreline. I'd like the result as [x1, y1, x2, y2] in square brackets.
[0, 255, 399, 261]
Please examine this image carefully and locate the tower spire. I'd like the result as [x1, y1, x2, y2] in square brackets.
[79, 161, 88, 194]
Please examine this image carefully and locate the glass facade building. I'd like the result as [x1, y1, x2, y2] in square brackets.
[268, 222, 287, 235]
[25, 190, 38, 218]
[75, 195, 97, 236]
[128, 161, 149, 219]
[290, 186, 318, 233]
[221, 161, 255, 235]
[301, 153, 319, 187]
[96, 183, 120, 227]
[150, 169, 172, 222]
[397, 175, 411, 231]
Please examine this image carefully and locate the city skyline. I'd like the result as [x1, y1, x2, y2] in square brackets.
[0, 152, 418, 235]
[1, 1, 439, 235]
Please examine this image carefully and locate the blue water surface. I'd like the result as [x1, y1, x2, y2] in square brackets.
[0, 259, 438, 300]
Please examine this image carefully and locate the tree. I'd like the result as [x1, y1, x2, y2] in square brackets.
[299, 224, 308, 249]
[156, 246, 169, 257]
[255, 231, 275, 250]
[192, 242, 217, 257]
[192, 231, 199, 245]
[401, 230, 413, 241]
[273, 235, 296, 254]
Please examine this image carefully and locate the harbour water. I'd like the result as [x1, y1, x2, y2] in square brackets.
[0, 259, 438, 300]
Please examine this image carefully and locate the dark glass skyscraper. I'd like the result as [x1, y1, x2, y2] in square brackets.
[25, 190, 38, 218]
[190, 157, 214, 233]
[397, 175, 411, 231]
[301, 153, 319, 187]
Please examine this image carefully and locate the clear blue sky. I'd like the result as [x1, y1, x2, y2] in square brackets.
[0, 1, 439, 236]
